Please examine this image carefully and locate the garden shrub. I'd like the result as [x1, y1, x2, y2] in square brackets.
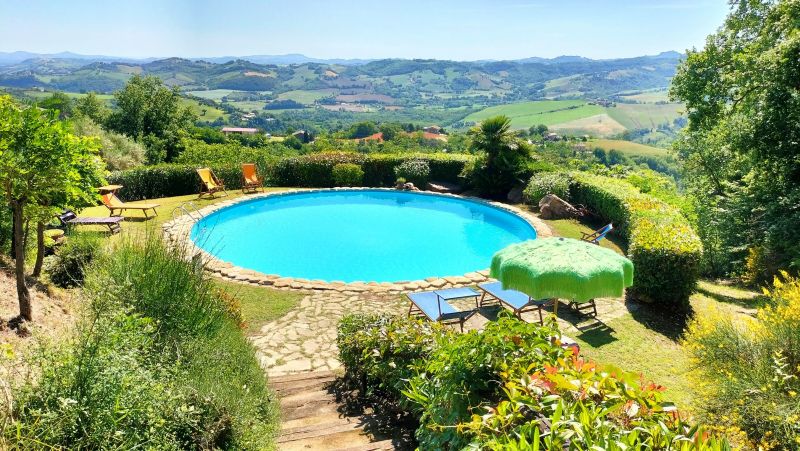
[331, 163, 364, 187]
[338, 313, 727, 449]
[523, 171, 570, 205]
[393, 159, 430, 188]
[45, 232, 102, 287]
[570, 172, 702, 307]
[684, 272, 800, 448]
[108, 164, 243, 200]
[7, 237, 277, 449]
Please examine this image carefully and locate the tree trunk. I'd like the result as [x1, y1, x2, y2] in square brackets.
[32, 221, 45, 277]
[12, 203, 31, 321]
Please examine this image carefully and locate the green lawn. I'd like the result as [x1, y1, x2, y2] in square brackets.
[214, 279, 304, 334]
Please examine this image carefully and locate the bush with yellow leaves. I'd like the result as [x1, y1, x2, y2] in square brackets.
[684, 272, 800, 449]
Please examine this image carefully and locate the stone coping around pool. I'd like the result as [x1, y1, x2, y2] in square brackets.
[162, 188, 554, 294]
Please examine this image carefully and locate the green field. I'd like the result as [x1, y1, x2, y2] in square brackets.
[186, 89, 243, 100]
[619, 90, 671, 103]
[607, 103, 683, 129]
[589, 139, 669, 158]
[23, 90, 115, 102]
[463, 100, 603, 129]
[179, 98, 228, 122]
[277, 89, 337, 104]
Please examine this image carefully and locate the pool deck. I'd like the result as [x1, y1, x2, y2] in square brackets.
[162, 188, 553, 294]
[249, 288, 630, 377]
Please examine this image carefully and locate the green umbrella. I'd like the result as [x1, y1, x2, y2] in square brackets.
[490, 237, 634, 312]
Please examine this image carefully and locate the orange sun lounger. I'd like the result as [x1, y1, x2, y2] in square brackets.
[241, 163, 264, 193]
[102, 192, 159, 218]
[197, 167, 228, 198]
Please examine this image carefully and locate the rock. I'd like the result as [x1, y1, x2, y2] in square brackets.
[539, 194, 580, 220]
[507, 186, 525, 203]
[395, 182, 420, 191]
[427, 181, 463, 194]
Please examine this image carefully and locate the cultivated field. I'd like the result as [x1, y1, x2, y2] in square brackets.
[463, 100, 605, 129]
[589, 139, 669, 157]
[277, 89, 337, 104]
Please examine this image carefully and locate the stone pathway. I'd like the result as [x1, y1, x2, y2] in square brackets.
[251, 290, 631, 377]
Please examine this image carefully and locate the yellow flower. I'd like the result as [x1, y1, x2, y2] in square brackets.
[789, 390, 797, 397]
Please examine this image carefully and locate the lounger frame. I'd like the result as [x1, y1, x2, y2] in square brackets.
[407, 292, 475, 332]
[477, 284, 553, 325]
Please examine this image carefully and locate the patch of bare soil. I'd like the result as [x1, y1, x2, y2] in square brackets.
[0, 260, 77, 351]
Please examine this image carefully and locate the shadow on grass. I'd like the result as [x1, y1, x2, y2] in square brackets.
[556, 303, 618, 347]
[329, 378, 418, 450]
[695, 282, 770, 310]
[626, 299, 690, 342]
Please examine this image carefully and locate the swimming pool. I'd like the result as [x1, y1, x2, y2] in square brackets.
[191, 190, 537, 283]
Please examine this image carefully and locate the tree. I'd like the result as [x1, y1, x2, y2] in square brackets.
[467, 116, 532, 199]
[74, 92, 108, 123]
[106, 75, 195, 163]
[529, 124, 548, 136]
[348, 121, 378, 139]
[670, 0, 800, 279]
[37, 92, 73, 119]
[0, 96, 105, 321]
[378, 123, 403, 141]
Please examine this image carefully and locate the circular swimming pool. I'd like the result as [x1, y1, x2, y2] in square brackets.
[191, 190, 537, 283]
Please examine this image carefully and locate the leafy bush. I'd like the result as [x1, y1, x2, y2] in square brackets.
[393, 159, 430, 188]
[7, 237, 277, 449]
[45, 232, 102, 287]
[684, 272, 800, 449]
[331, 163, 364, 187]
[523, 171, 570, 205]
[71, 116, 146, 170]
[570, 172, 702, 308]
[108, 164, 242, 200]
[338, 313, 727, 449]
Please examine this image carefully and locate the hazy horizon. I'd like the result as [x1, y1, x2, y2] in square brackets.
[0, 0, 729, 61]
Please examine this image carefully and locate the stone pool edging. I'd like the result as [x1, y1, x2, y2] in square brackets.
[162, 188, 553, 294]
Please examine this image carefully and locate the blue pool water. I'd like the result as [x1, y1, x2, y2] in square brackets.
[191, 190, 536, 283]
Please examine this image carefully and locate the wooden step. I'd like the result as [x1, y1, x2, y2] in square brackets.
[334, 439, 396, 451]
[282, 412, 348, 430]
[277, 428, 374, 451]
[279, 418, 361, 443]
[273, 376, 335, 397]
[282, 396, 340, 421]
[271, 370, 335, 384]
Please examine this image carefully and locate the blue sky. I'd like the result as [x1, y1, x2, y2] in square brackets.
[0, 0, 730, 60]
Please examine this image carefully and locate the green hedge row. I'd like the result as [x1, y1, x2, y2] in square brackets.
[570, 172, 703, 307]
[271, 152, 472, 187]
[110, 152, 474, 200]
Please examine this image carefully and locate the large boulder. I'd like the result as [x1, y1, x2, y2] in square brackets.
[539, 194, 579, 219]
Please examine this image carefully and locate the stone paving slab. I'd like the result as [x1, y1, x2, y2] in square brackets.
[250, 289, 630, 377]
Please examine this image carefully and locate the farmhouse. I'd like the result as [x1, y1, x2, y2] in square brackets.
[423, 125, 443, 134]
[544, 132, 561, 141]
[221, 127, 259, 135]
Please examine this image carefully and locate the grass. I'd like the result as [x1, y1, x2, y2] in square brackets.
[464, 100, 603, 130]
[277, 89, 337, 104]
[589, 139, 669, 157]
[606, 103, 684, 129]
[214, 279, 303, 334]
[179, 97, 228, 122]
[619, 90, 671, 103]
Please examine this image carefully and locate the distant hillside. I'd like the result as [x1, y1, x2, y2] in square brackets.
[0, 52, 682, 100]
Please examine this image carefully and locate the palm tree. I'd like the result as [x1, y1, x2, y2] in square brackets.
[468, 116, 531, 199]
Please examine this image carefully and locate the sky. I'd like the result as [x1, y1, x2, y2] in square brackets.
[0, 0, 731, 60]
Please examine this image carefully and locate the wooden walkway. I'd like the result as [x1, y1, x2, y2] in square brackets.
[272, 371, 397, 450]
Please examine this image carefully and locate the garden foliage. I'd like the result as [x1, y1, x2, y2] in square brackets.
[338, 313, 727, 449]
[570, 172, 702, 307]
[331, 163, 364, 187]
[393, 159, 430, 187]
[6, 238, 277, 449]
[523, 171, 571, 205]
[684, 272, 800, 448]
[45, 231, 102, 288]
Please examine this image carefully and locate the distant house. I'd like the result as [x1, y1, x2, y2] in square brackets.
[292, 130, 313, 143]
[222, 127, 259, 135]
[241, 112, 256, 120]
[544, 132, 561, 142]
[423, 125, 443, 134]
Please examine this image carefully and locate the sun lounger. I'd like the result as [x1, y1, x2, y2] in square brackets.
[241, 163, 263, 193]
[581, 223, 613, 245]
[102, 192, 159, 218]
[197, 167, 228, 198]
[477, 281, 553, 325]
[57, 209, 123, 234]
[407, 287, 477, 331]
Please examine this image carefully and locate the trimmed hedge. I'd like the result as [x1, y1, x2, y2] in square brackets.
[110, 152, 473, 200]
[272, 152, 472, 188]
[570, 172, 703, 307]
